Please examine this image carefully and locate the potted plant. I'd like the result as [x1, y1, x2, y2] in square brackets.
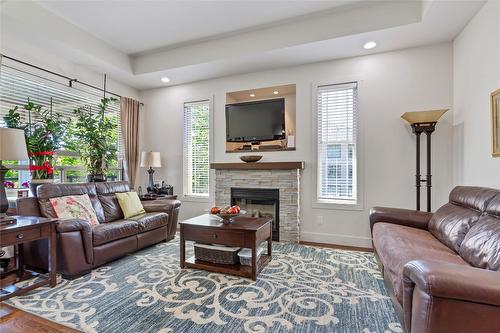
[71, 98, 118, 182]
[3, 102, 69, 195]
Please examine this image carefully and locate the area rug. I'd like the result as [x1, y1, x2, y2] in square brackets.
[7, 239, 401, 333]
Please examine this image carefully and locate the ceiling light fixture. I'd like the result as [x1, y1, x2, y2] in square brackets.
[161, 77, 170, 83]
[273, 91, 279, 95]
[250, 93, 255, 97]
[363, 41, 377, 49]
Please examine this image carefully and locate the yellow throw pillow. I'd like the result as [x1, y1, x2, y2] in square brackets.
[49, 194, 100, 227]
[115, 191, 146, 219]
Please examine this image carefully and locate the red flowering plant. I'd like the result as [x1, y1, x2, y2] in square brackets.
[3, 102, 70, 180]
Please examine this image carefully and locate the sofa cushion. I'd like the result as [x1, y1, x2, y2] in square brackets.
[92, 220, 138, 246]
[116, 192, 146, 218]
[373, 222, 468, 304]
[98, 194, 125, 222]
[49, 194, 100, 227]
[37, 183, 105, 223]
[459, 194, 500, 271]
[128, 212, 169, 232]
[428, 186, 498, 252]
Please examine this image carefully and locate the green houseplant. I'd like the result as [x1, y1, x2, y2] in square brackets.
[71, 97, 118, 182]
[3, 102, 69, 194]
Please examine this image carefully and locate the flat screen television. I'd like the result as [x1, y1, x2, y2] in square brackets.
[225, 98, 285, 142]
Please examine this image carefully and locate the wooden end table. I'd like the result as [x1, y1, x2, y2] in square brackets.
[180, 214, 272, 280]
[0, 216, 57, 301]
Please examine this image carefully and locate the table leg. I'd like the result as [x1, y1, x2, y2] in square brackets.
[49, 223, 57, 287]
[251, 240, 257, 281]
[268, 222, 272, 258]
[180, 225, 185, 268]
[16, 244, 23, 278]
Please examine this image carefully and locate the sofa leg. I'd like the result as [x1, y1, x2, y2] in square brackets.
[165, 235, 175, 242]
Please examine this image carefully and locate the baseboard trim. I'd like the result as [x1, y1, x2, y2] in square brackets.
[300, 240, 373, 252]
[300, 231, 372, 249]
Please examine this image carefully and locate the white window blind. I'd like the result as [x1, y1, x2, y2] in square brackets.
[0, 65, 122, 157]
[183, 100, 210, 197]
[317, 82, 358, 203]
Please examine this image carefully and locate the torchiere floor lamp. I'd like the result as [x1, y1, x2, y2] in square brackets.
[401, 109, 448, 212]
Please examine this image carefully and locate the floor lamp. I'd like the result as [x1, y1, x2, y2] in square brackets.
[401, 109, 448, 212]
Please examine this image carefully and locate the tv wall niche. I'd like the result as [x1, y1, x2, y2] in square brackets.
[225, 84, 296, 153]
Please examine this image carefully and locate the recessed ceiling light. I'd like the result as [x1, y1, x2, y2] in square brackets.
[161, 77, 170, 83]
[250, 93, 255, 97]
[363, 41, 377, 49]
[273, 91, 279, 95]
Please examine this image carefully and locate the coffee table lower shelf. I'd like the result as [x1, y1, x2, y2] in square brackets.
[184, 254, 271, 279]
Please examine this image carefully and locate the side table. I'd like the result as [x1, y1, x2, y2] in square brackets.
[140, 194, 177, 201]
[0, 216, 57, 301]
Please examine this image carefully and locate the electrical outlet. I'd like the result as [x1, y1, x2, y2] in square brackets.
[317, 215, 324, 225]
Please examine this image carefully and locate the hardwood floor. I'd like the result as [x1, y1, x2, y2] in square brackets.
[0, 303, 78, 333]
[0, 240, 371, 332]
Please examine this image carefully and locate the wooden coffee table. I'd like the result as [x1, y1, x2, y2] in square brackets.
[180, 214, 272, 280]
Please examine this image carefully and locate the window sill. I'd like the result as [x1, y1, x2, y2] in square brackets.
[312, 199, 364, 211]
[181, 195, 212, 203]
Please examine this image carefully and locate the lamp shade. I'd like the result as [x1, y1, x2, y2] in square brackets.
[140, 151, 161, 168]
[401, 109, 449, 125]
[0, 127, 28, 161]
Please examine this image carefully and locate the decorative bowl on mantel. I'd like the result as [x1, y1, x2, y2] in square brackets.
[240, 155, 262, 163]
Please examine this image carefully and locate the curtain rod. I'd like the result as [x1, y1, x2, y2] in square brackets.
[1, 54, 144, 106]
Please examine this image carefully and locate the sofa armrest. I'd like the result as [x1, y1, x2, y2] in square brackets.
[142, 199, 181, 213]
[142, 199, 181, 239]
[403, 260, 500, 306]
[369, 206, 433, 232]
[402, 260, 500, 333]
[55, 219, 93, 265]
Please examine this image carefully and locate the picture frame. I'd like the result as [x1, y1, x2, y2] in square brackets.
[492, 89, 500, 157]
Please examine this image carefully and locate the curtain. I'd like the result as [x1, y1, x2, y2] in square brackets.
[120, 97, 140, 189]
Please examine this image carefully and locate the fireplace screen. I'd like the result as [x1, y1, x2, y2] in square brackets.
[231, 188, 279, 241]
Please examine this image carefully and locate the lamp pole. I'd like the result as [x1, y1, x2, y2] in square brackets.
[411, 122, 436, 213]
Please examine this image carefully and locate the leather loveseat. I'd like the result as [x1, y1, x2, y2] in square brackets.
[370, 186, 500, 333]
[17, 181, 181, 278]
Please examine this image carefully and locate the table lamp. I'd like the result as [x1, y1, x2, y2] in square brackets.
[0, 128, 29, 224]
[140, 151, 161, 192]
[401, 109, 448, 212]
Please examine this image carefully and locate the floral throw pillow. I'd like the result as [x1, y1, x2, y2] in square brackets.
[49, 194, 100, 227]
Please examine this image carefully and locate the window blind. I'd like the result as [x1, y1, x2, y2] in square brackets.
[317, 82, 358, 202]
[183, 100, 210, 196]
[0, 65, 122, 158]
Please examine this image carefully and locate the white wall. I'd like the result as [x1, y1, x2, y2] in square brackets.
[139, 43, 454, 248]
[453, 0, 500, 188]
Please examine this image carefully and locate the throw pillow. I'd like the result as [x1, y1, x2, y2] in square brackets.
[115, 191, 146, 219]
[49, 194, 100, 227]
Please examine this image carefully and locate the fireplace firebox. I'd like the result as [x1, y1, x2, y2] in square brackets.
[231, 188, 280, 241]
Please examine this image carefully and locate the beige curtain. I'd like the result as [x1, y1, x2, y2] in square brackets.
[120, 97, 140, 189]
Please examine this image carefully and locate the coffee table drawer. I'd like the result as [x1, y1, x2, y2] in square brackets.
[1, 227, 41, 245]
[183, 227, 244, 246]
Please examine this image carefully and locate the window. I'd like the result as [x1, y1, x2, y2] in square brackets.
[317, 82, 358, 203]
[0, 63, 123, 187]
[183, 100, 210, 197]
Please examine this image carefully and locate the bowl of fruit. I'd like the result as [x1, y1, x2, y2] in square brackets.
[210, 205, 245, 223]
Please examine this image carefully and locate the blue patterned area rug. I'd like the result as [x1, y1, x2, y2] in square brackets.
[7, 239, 401, 333]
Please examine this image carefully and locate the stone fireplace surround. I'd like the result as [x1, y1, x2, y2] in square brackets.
[212, 162, 303, 243]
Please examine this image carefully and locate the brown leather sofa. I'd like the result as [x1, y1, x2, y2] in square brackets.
[370, 186, 500, 333]
[17, 181, 181, 279]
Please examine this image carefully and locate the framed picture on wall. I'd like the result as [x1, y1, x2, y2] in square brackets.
[492, 89, 500, 157]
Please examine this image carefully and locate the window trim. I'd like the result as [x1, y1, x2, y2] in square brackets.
[182, 96, 214, 203]
[311, 81, 364, 211]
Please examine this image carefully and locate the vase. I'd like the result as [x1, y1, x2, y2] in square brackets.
[87, 174, 107, 182]
[29, 179, 54, 197]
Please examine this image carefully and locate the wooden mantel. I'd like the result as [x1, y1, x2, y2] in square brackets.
[210, 161, 304, 170]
